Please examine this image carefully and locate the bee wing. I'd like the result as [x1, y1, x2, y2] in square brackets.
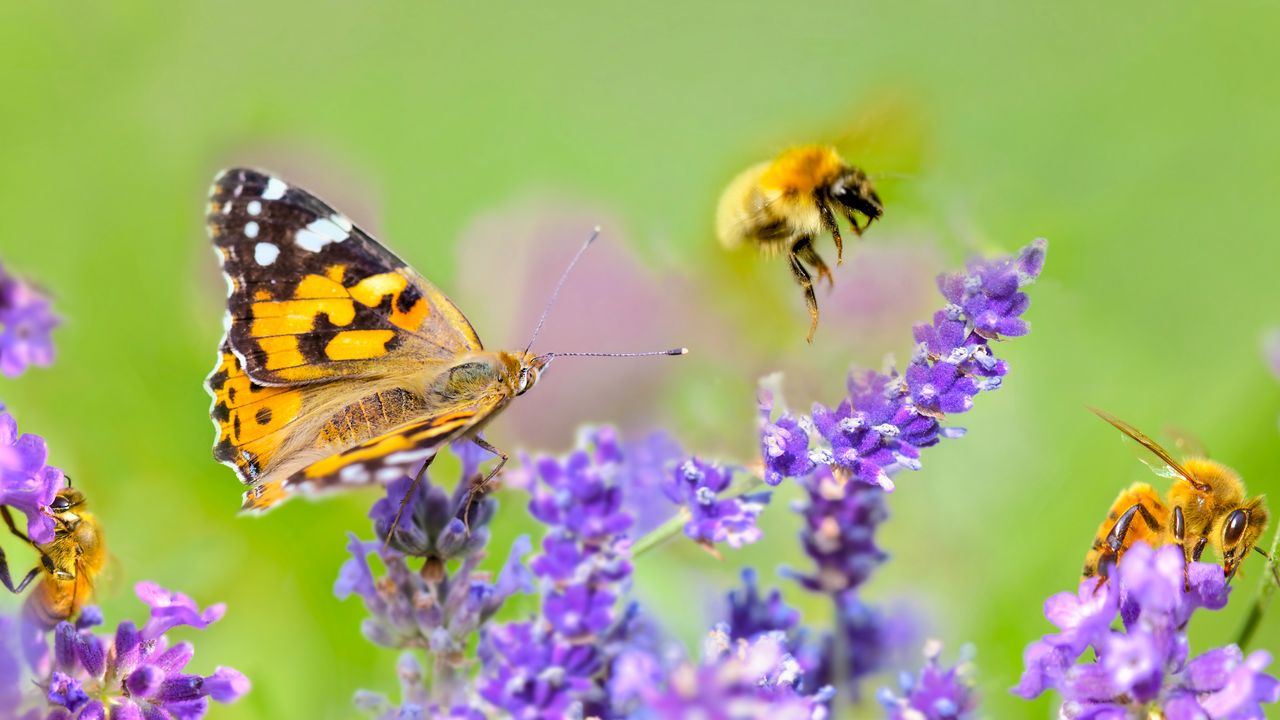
[93, 553, 126, 602]
[829, 94, 929, 183]
[1087, 406, 1200, 485]
[1163, 424, 1210, 459]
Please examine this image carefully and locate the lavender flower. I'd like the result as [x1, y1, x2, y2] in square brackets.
[1013, 542, 1280, 718]
[785, 466, 887, 595]
[662, 458, 770, 550]
[0, 584, 247, 719]
[354, 652, 486, 720]
[762, 239, 1047, 491]
[726, 568, 801, 643]
[0, 267, 58, 378]
[627, 626, 833, 720]
[335, 445, 532, 657]
[479, 427, 641, 719]
[0, 413, 62, 545]
[878, 640, 979, 720]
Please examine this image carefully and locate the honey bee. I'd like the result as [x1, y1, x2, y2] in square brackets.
[716, 145, 884, 342]
[0, 486, 107, 629]
[1083, 407, 1270, 583]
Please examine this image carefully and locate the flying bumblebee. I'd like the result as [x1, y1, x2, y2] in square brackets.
[1083, 407, 1270, 583]
[0, 486, 106, 629]
[716, 145, 884, 342]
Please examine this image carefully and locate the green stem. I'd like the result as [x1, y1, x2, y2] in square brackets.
[630, 473, 766, 560]
[1234, 527, 1280, 651]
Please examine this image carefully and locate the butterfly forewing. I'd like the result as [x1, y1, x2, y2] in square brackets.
[208, 168, 482, 385]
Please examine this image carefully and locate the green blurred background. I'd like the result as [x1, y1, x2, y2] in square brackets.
[5, 2, 1280, 718]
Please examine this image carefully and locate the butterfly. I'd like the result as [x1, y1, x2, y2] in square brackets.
[205, 169, 685, 513]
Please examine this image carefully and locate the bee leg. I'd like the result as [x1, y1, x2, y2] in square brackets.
[1106, 504, 1143, 551]
[815, 198, 844, 264]
[464, 436, 509, 533]
[0, 542, 40, 594]
[383, 454, 437, 552]
[837, 205, 867, 236]
[1, 506, 30, 544]
[787, 244, 820, 343]
[793, 237, 833, 288]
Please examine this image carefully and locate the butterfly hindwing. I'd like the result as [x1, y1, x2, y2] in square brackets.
[240, 396, 502, 513]
[208, 168, 483, 386]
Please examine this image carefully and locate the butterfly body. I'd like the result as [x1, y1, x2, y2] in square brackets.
[205, 169, 548, 513]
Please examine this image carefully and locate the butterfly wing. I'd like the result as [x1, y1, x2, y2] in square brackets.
[207, 167, 482, 385]
[240, 395, 504, 514]
[205, 168, 502, 507]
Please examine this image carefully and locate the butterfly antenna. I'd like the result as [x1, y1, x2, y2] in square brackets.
[524, 226, 601, 356]
[547, 349, 689, 358]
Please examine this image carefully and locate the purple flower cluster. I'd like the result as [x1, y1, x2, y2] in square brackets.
[1013, 542, 1280, 718]
[479, 427, 637, 718]
[878, 640, 979, 720]
[625, 626, 833, 720]
[0, 413, 60, 544]
[662, 457, 770, 550]
[0, 583, 247, 720]
[761, 239, 1047, 492]
[335, 441, 532, 670]
[0, 265, 59, 379]
[785, 466, 887, 595]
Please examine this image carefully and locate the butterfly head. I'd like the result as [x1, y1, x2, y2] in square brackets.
[513, 353, 553, 396]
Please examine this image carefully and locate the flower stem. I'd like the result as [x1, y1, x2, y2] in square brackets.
[630, 473, 765, 559]
[1234, 527, 1280, 651]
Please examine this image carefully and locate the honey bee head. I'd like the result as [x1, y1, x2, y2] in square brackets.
[829, 167, 884, 223]
[1221, 495, 1268, 581]
[49, 487, 86, 532]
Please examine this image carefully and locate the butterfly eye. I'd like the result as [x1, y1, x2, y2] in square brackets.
[1223, 509, 1249, 548]
[517, 367, 537, 396]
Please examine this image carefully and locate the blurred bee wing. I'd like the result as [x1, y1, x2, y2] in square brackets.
[829, 93, 930, 182]
[1087, 406, 1200, 486]
[1163, 424, 1209, 459]
[93, 553, 126, 602]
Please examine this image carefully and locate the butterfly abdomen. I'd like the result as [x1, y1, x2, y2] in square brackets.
[319, 387, 430, 448]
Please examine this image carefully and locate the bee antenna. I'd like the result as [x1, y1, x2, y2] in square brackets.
[544, 348, 689, 359]
[64, 475, 72, 488]
[524, 227, 600, 356]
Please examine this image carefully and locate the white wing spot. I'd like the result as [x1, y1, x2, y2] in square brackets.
[262, 177, 287, 200]
[375, 467, 404, 483]
[306, 217, 349, 243]
[384, 448, 436, 465]
[254, 243, 279, 266]
[331, 213, 353, 233]
[295, 229, 331, 253]
[247, 200, 262, 216]
[223, 201, 233, 214]
[340, 465, 371, 484]
[244, 221, 259, 238]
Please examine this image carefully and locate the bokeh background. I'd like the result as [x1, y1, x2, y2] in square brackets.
[4, 2, 1280, 717]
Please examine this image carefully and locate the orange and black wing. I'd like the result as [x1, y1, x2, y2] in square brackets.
[240, 396, 502, 514]
[1087, 406, 1204, 489]
[207, 167, 482, 386]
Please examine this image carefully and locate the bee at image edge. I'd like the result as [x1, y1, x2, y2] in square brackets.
[716, 145, 884, 342]
[0, 486, 107, 630]
[1083, 407, 1270, 584]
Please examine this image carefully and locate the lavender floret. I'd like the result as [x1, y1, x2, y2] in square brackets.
[1013, 542, 1279, 718]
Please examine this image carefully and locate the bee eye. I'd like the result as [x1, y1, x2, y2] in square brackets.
[1223, 509, 1249, 548]
[50, 497, 70, 512]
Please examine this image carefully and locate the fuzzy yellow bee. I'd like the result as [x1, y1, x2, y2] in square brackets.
[1, 486, 108, 629]
[716, 145, 883, 342]
[1083, 407, 1270, 584]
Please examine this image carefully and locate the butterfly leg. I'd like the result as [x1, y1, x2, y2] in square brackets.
[787, 238, 821, 343]
[383, 454, 437, 552]
[463, 436, 509, 533]
[814, 197, 844, 264]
